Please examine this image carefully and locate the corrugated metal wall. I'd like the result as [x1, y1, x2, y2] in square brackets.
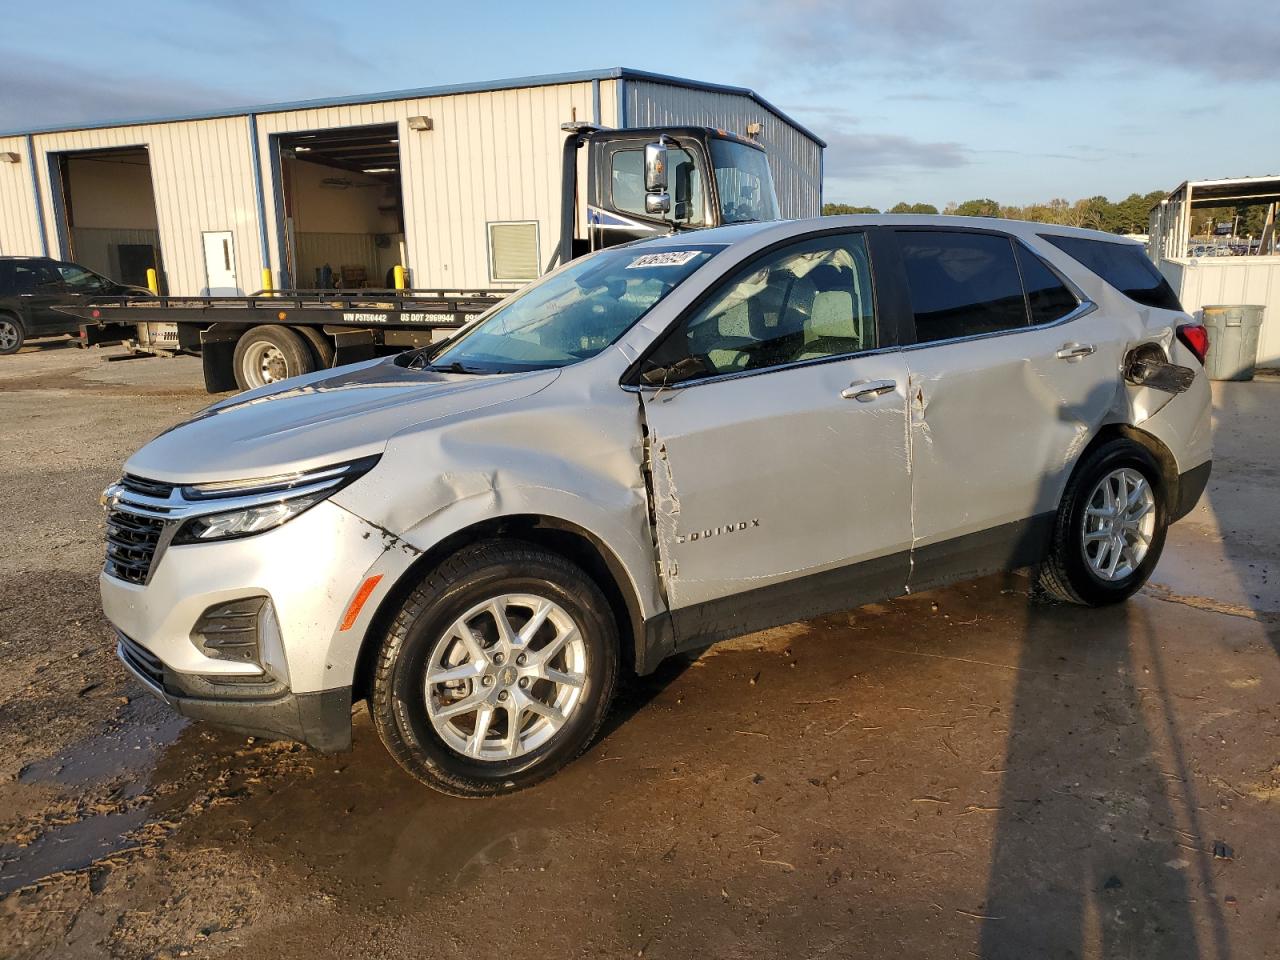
[0, 75, 823, 294]
[623, 80, 822, 219]
[0, 136, 45, 256]
[1162, 256, 1280, 364]
[27, 118, 261, 294]
[254, 80, 600, 291]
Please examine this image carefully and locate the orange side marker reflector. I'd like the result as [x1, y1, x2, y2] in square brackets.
[340, 575, 383, 631]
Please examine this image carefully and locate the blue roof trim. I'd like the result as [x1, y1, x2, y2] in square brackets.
[0, 67, 825, 148]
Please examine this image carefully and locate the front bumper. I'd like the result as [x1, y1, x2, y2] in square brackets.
[117, 631, 353, 751]
[100, 498, 407, 752]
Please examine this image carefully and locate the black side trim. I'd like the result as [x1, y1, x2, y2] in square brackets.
[668, 550, 909, 654]
[909, 512, 1055, 593]
[645, 513, 1058, 667]
[1171, 460, 1211, 523]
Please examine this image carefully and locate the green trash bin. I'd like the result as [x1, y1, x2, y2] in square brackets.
[1201, 305, 1265, 381]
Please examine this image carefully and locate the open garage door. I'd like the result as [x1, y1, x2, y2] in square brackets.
[52, 146, 164, 291]
[277, 124, 405, 290]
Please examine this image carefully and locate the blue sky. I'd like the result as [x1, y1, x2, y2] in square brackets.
[3, 0, 1276, 210]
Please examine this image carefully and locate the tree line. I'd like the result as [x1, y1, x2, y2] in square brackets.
[823, 192, 1169, 234]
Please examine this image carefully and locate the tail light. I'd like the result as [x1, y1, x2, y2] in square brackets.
[1177, 323, 1209, 365]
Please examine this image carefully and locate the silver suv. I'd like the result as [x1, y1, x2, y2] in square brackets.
[102, 216, 1212, 796]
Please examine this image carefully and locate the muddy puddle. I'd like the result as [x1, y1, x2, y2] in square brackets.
[1, 699, 186, 894]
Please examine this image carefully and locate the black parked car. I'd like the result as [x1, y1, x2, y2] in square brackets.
[0, 257, 150, 354]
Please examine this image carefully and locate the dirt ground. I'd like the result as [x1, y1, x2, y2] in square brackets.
[1, 338, 1277, 960]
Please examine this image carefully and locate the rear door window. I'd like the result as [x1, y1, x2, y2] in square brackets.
[12, 263, 62, 294]
[1014, 245, 1079, 325]
[897, 231, 1027, 343]
[1041, 234, 1181, 311]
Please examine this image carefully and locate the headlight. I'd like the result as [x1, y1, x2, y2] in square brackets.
[170, 455, 378, 545]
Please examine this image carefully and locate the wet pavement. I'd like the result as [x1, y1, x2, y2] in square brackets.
[1, 343, 1277, 959]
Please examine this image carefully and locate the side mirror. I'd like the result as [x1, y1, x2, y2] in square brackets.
[645, 192, 671, 216]
[644, 141, 668, 192]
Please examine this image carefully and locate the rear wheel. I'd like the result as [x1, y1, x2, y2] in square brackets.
[232, 324, 314, 390]
[370, 541, 618, 797]
[0, 314, 25, 355]
[1038, 438, 1168, 605]
[294, 326, 335, 371]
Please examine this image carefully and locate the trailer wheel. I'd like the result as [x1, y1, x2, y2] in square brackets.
[232, 325, 315, 390]
[293, 326, 336, 371]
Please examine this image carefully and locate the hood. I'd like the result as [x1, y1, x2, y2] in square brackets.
[124, 358, 560, 483]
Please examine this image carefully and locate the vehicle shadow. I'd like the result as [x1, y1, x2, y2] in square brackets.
[978, 391, 1230, 959]
[15, 336, 78, 353]
[976, 588, 1228, 959]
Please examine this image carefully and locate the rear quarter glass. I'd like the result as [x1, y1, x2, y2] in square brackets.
[1041, 234, 1182, 312]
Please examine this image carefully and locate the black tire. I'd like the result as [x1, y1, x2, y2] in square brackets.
[370, 540, 619, 797]
[0, 313, 25, 355]
[1038, 438, 1168, 606]
[293, 325, 335, 371]
[231, 324, 314, 391]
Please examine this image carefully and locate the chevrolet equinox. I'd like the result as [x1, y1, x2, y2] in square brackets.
[102, 217, 1212, 796]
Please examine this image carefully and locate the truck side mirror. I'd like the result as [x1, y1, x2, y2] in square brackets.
[644, 141, 668, 192]
[645, 192, 671, 216]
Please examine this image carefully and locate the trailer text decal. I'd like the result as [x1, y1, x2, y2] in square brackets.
[627, 251, 701, 269]
[343, 312, 389, 323]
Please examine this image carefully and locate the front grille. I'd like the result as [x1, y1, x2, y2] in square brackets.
[103, 474, 179, 585]
[117, 632, 164, 689]
[105, 507, 166, 584]
[120, 474, 176, 499]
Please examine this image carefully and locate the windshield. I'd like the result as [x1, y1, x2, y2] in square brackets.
[423, 245, 721, 373]
[711, 139, 779, 224]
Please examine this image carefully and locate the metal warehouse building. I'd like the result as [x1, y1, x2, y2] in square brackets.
[0, 68, 823, 296]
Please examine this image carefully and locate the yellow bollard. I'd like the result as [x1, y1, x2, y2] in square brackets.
[260, 267, 273, 295]
[145, 268, 159, 295]
[393, 265, 407, 290]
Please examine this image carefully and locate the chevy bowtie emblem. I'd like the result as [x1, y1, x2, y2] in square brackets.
[675, 519, 760, 545]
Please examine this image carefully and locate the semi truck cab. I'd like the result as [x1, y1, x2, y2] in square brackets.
[563, 125, 781, 259]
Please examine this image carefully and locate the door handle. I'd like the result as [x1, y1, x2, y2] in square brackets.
[841, 378, 896, 401]
[1056, 342, 1096, 360]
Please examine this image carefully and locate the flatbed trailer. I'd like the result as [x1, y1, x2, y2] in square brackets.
[66, 288, 505, 393]
[63, 124, 787, 393]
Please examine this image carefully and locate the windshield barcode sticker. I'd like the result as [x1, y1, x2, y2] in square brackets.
[627, 251, 701, 269]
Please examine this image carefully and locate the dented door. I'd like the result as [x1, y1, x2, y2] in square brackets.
[904, 307, 1124, 552]
[641, 354, 913, 612]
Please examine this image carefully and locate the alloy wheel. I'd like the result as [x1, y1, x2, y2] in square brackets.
[1081, 467, 1156, 581]
[424, 593, 588, 761]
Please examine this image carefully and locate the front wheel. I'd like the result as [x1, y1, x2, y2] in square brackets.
[1038, 438, 1168, 605]
[0, 314, 25, 355]
[370, 541, 619, 797]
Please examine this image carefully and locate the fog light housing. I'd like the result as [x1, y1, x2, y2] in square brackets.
[191, 596, 269, 664]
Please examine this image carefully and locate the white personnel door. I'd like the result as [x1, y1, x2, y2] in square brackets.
[202, 231, 239, 295]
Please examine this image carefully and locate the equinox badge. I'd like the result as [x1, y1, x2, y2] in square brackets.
[676, 519, 760, 545]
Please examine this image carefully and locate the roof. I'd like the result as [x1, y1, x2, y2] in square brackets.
[0, 67, 825, 147]
[632, 215, 1139, 250]
[1153, 174, 1280, 209]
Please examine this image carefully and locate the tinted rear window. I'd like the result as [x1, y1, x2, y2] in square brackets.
[1014, 245, 1078, 325]
[898, 231, 1027, 342]
[1042, 234, 1181, 311]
